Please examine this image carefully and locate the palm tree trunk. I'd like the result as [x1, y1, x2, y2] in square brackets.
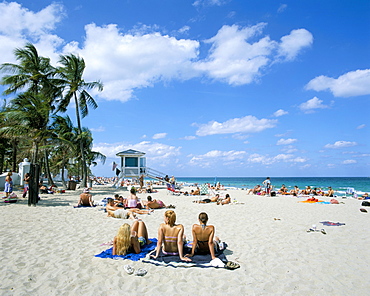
[74, 93, 87, 188]
[11, 139, 17, 172]
[43, 148, 54, 185]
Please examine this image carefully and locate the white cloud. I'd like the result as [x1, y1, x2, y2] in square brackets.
[183, 136, 197, 140]
[277, 138, 297, 145]
[194, 23, 273, 85]
[247, 153, 307, 165]
[93, 141, 181, 166]
[299, 96, 329, 113]
[189, 150, 246, 167]
[305, 69, 370, 97]
[0, 2, 65, 65]
[195, 115, 277, 136]
[277, 4, 288, 13]
[357, 124, 366, 129]
[90, 126, 105, 132]
[152, 133, 167, 139]
[70, 23, 200, 102]
[273, 109, 288, 117]
[324, 141, 358, 149]
[276, 29, 313, 61]
[193, 0, 229, 7]
[343, 159, 357, 164]
[0, 3, 314, 103]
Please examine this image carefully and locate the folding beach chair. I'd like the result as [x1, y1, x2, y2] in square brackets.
[167, 184, 181, 196]
[200, 184, 209, 196]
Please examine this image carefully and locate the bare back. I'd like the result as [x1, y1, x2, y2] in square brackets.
[159, 223, 183, 253]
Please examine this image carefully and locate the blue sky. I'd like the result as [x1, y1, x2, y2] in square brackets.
[1, 0, 369, 177]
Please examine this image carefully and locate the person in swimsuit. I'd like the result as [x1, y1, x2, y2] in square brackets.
[152, 210, 191, 262]
[146, 196, 166, 209]
[112, 220, 151, 255]
[78, 188, 94, 207]
[4, 172, 13, 198]
[126, 188, 141, 209]
[186, 212, 222, 260]
[217, 194, 231, 205]
[106, 198, 152, 218]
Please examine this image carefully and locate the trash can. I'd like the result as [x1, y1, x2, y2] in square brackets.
[68, 180, 77, 190]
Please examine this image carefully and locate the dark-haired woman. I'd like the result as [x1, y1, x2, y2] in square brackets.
[186, 212, 221, 260]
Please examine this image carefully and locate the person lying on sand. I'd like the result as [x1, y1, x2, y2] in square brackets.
[247, 185, 261, 195]
[186, 212, 222, 260]
[78, 188, 94, 207]
[152, 210, 191, 262]
[190, 187, 201, 195]
[217, 194, 231, 205]
[193, 194, 220, 203]
[112, 220, 151, 255]
[145, 196, 166, 209]
[106, 198, 152, 218]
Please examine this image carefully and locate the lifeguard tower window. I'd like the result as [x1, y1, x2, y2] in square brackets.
[125, 157, 138, 167]
[140, 158, 146, 167]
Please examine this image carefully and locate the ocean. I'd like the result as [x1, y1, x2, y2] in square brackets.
[175, 177, 370, 196]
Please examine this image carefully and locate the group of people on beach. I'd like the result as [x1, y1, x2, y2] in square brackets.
[112, 210, 223, 263]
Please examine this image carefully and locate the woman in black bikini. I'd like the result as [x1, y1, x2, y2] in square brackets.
[186, 212, 221, 260]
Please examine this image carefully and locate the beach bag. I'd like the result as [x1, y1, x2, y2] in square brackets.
[330, 199, 339, 204]
[361, 201, 370, 207]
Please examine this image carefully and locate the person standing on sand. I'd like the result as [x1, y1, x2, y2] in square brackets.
[263, 177, 272, 196]
[4, 172, 13, 198]
[139, 174, 144, 189]
[23, 173, 30, 198]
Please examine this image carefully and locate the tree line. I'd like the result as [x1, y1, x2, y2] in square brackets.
[0, 43, 106, 189]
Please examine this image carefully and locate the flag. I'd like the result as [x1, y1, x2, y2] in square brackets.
[112, 162, 117, 171]
[116, 168, 121, 176]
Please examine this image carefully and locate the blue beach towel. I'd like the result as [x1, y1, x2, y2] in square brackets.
[320, 221, 346, 226]
[95, 238, 157, 261]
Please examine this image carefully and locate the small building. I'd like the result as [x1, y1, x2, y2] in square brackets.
[116, 149, 146, 178]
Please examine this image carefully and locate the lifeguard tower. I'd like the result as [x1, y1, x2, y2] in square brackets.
[114, 149, 170, 188]
[116, 149, 147, 178]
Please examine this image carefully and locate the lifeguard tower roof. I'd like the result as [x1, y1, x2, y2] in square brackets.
[116, 149, 145, 157]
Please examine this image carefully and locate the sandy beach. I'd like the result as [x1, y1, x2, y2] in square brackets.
[1, 184, 369, 296]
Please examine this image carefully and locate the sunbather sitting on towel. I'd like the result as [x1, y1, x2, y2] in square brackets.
[78, 188, 94, 207]
[186, 212, 222, 260]
[112, 220, 151, 255]
[217, 194, 231, 205]
[106, 198, 152, 218]
[152, 210, 191, 262]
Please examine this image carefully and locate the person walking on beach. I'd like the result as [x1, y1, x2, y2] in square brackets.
[263, 177, 272, 196]
[22, 173, 30, 198]
[4, 172, 13, 198]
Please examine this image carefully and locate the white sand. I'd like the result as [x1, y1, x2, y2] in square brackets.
[1, 185, 369, 295]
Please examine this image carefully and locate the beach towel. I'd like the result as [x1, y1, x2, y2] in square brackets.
[320, 221, 346, 226]
[95, 238, 157, 261]
[142, 247, 228, 268]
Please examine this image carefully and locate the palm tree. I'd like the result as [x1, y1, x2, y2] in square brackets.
[0, 43, 56, 96]
[56, 54, 103, 187]
[1, 43, 60, 185]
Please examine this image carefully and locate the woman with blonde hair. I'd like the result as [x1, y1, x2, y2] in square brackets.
[112, 220, 150, 255]
[152, 210, 191, 262]
[186, 212, 222, 260]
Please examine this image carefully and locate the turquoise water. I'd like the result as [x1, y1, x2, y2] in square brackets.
[176, 177, 370, 195]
